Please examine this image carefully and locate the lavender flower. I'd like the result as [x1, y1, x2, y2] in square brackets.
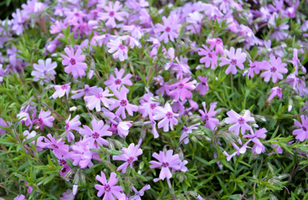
[31, 58, 57, 85]
[61, 47, 88, 79]
[94, 172, 125, 200]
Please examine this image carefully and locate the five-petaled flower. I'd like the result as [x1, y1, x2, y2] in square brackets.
[61, 47, 88, 79]
[293, 115, 308, 141]
[219, 47, 246, 74]
[260, 55, 288, 83]
[94, 172, 125, 200]
[225, 109, 255, 135]
[153, 102, 179, 132]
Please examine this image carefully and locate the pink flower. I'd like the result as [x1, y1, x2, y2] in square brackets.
[268, 87, 282, 101]
[195, 76, 209, 95]
[260, 56, 288, 83]
[33, 109, 55, 131]
[225, 110, 255, 135]
[112, 143, 143, 173]
[243, 128, 267, 154]
[12, 9, 24, 35]
[206, 38, 224, 55]
[98, 1, 126, 28]
[94, 172, 125, 200]
[104, 68, 132, 92]
[169, 78, 196, 102]
[130, 184, 151, 200]
[223, 140, 251, 161]
[153, 102, 179, 132]
[110, 121, 133, 138]
[219, 47, 246, 74]
[69, 143, 100, 168]
[138, 93, 160, 120]
[71, 84, 101, 99]
[0, 118, 9, 136]
[31, 58, 57, 85]
[149, 150, 181, 182]
[44, 134, 69, 158]
[199, 102, 219, 131]
[52, 83, 71, 99]
[243, 60, 261, 78]
[109, 88, 138, 119]
[186, 12, 204, 34]
[198, 45, 218, 69]
[79, 119, 112, 148]
[60, 189, 75, 200]
[84, 87, 114, 111]
[14, 195, 25, 200]
[292, 115, 308, 141]
[107, 38, 128, 61]
[61, 47, 88, 79]
[180, 123, 200, 145]
[155, 15, 180, 43]
[65, 115, 81, 142]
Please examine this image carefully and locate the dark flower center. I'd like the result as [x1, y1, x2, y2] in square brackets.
[115, 79, 122, 85]
[216, 39, 222, 44]
[270, 67, 277, 73]
[127, 157, 134, 163]
[104, 184, 111, 192]
[61, 84, 68, 90]
[120, 99, 127, 106]
[208, 53, 212, 58]
[231, 59, 237, 65]
[109, 11, 114, 17]
[150, 103, 157, 110]
[95, 93, 103, 99]
[70, 58, 76, 65]
[202, 82, 206, 85]
[65, 123, 69, 130]
[161, 162, 169, 167]
[238, 117, 245, 124]
[119, 44, 125, 50]
[61, 167, 66, 173]
[59, 159, 66, 165]
[52, 144, 59, 149]
[166, 112, 173, 119]
[303, 127, 307, 132]
[165, 27, 171, 32]
[179, 83, 184, 89]
[204, 115, 209, 121]
[92, 132, 99, 139]
[37, 118, 43, 124]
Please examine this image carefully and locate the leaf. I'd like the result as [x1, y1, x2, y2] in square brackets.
[24, 134, 41, 145]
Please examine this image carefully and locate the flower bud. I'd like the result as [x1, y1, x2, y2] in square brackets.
[73, 183, 78, 195]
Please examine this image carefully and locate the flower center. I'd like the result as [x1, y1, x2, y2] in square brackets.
[109, 11, 114, 17]
[92, 132, 99, 139]
[70, 58, 76, 65]
[115, 79, 122, 85]
[52, 144, 59, 149]
[238, 117, 245, 124]
[65, 123, 69, 130]
[150, 103, 157, 110]
[165, 26, 171, 32]
[216, 39, 222, 44]
[208, 53, 212, 58]
[277, 88, 282, 94]
[61, 167, 66, 173]
[166, 112, 173, 119]
[37, 118, 43, 124]
[127, 157, 134, 163]
[202, 82, 206, 85]
[119, 44, 125, 50]
[204, 115, 209, 121]
[270, 67, 277, 72]
[59, 159, 66, 165]
[303, 127, 307, 132]
[179, 83, 184, 89]
[231, 59, 237, 65]
[120, 99, 127, 106]
[95, 93, 103, 99]
[61, 84, 68, 90]
[104, 184, 111, 192]
[161, 162, 169, 167]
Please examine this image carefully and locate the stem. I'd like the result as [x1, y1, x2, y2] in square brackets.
[0, 184, 18, 195]
[41, 102, 66, 121]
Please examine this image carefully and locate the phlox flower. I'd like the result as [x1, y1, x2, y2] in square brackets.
[12, 9, 24, 35]
[98, 1, 126, 28]
[260, 55, 288, 83]
[138, 93, 160, 120]
[94, 172, 125, 200]
[107, 38, 128, 61]
[60, 189, 75, 200]
[123, 24, 143, 39]
[129, 184, 151, 200]
[104, 68, 132, 93]
[153, 102, 179, 132]
[84, 87, 114, 111]
[155, 15, 180, 43]
[61, 47, 88, 79]
[293, 115, 308, 141]
[33, 109, 55, 131]
[79, 119, 112, 148]
[109, 88, 138, 119]
[112, 143, 143, 173]
[243, 128, 267, 154]
[69, 142, 100, 168]
[199, 102, 219, 131]
[195, 76, 209, 95]
[206, 38, 224, 55]
[17, 111, 32, 129]
[14, 195, 25, 200]
[225, 110, 255, 135]
[109, 120, 133, 138]
[186, 11, 204, 34]
[65, 115, 81, 142]
[223, 140, 251, 161]
[198, 45, 218, 69]
[180, 123, 200, 145]
[44, 134, 69, 158]
[169, 78, 197, 102]
[243, 60, 261, 78]
[71, 84, 101, 99]
[219, 47, 247, 74]
[144, 120, 159, 138]
[0, 118, 9, 136]
[31, 58, 57, 85]
[149, 150, 181, 182]
[52, 83, 71, 99]
[268, 87, 282, 101]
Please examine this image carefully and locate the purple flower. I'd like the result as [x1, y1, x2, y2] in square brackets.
[206, 38, 224, 55]
[225, 110, 255, 135]
[14, 195, 25, 200]
[130, 184, 151, 200]
[60, 189, 75, 200]
[149, 150, 181, 182]
[79, 119, 112, 148]
[243, 128, 267, 154]
[112, 143, 143, 173]
[94, 171, 125, 200]
[195, 76, 209, 95]
[199, 102, 219, 131]
[243, 60, 261, 78]
[61, 47, 88, 79]
[70, 143, 100, 168]
[293, 115, 308, 141]
[0, 118, 9, 136]
[109, 121, 133, 138]
[268, 87, 282, 101]
[138, 93, 160, 120]
[109, 88, 138, 119]
[84, 87, 114, 111]
[107, 38, 128, 61]
[155, 15, 180, 43]
[180, 123, 200, 145]
[65, 115, 81, 142]
[198, 45, 218, 69]
[104, 68, 132, 92]
[219, 47, 246, 74]
[153, 102, 179, 132]
[44, 134, 69, 158]
[71, 84, 101, 99]
[31, 58, 57, 85]
[223, 140, 251, 161]
[169, 78, 196, 102]
[11, 9, 24, 35]
[260, 55, 288, 83]
[33, 109, 55, 131]
[98, 1, 126, 28]
[52, 83, 71, 99]
[186, 11, 204, 34]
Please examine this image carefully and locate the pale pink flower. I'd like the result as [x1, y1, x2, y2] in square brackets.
[225, 110, 255, 135]
[260, 55, 288, 83]
[107, 38, 128, 61]
[293, 115, 308, 141]
[153, 102, 179, 132]
[268, 87, 282, 101]
[84, 87, 114, 111]
[219, 47, 247, 75]
[52, 83, 71, 99]
[98, 1, 126, 28]
[61, 47, 88, 79]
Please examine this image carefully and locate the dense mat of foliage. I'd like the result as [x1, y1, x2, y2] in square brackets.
[1, 0, 308, 199]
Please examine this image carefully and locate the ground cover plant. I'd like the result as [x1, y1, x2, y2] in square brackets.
[1, 0, 308, 199]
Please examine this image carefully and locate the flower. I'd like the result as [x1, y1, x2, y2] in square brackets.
[225, 110, 255, 135]
[198, 45, 218, 69]
[169, 78, 197, 102]
[94, 172, 125, 200]
[109, 87, 138, 119]
[199, 102, 219, 131]
[14, 195, 25, 200]
[112, 143, 143, 173]
[98, 1, 126, 28]
[79, 119, 112, 148]
[243, 128, 267, 154]
[33, 109, 55, 131]
[84, 87, 114, 111]
[180, 123, 200, 145]
[44, 134, 69, 158]
[223, 140, 251, 161]
[206, 38, 224, 55]
[107, 38, 128, 61]
[130, 184, 151, 200]
[195, 76, 209, 95]
[260, 55, 288, 83]
[243, 60, 261, 78]
[104, 68, 132, 92]
[52, 83, 71, 99]
[69, 143, 100, 168]
[12, 9, 24, 35]
[186, 11, 204, 34]
[60, 189, 75, 200]
[61, 47, 88, 79]
[0, 118, 9, 136]
[109, 121, 133, 138]
[292, 115, 308, 141]
[31, 58, 57, 85]
[155, 15, 180, 43]
[219, 47, 247, 74]
[153, 102, 179, 132]
[149, 150, 181, 182]
[138, 93, 160, 120]
[65, 115, 81, 142]
[268, 87, 282, 101]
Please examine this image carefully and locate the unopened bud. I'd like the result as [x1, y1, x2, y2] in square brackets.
[73, 183, 78, 195]
[176, 173, 185, 183]
[69, 106, 77, 112]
